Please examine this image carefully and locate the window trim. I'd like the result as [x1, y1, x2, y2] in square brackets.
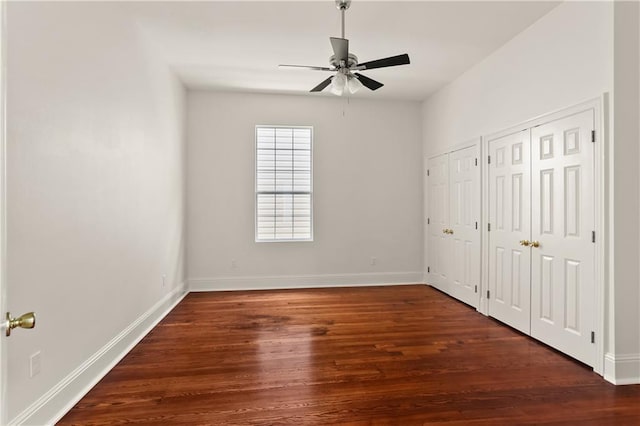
[254, 125, 314, 243]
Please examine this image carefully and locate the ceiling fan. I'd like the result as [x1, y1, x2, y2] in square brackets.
[279, 0, 410, 95]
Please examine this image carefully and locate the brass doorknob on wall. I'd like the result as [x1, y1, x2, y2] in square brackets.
[447, 229, 454, 234]
[531, 241, 540, 248]
[519, 240, 531, 246]
[5, 312, 36, 337]
[442, 229, 448, 234]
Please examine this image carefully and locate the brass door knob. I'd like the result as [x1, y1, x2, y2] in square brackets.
[519, 240, 531, 246]
[531, 241, 540, 248]
[448, 229, 454, 235]
[6, 312, 36, 337]
[442, 229, 448, 234]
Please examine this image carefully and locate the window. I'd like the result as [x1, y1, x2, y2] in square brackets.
[255, 126, 313, 242]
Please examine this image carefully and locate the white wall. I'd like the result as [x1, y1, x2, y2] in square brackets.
[422, 2, 612, 153]
[422, 1, 640, 383]
[187, 92, 423, 289]
[6, 2, 186, 421]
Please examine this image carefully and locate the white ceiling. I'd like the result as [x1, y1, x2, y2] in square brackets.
[131, 1, 560, 101]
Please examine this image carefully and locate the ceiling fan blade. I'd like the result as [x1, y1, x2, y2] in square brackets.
[354, 73, 384, 91]
[279, 64, 334, 71]
[358, 54, 410, 71]
[310, 76, 334, 92]
[330, 37, 349, 63]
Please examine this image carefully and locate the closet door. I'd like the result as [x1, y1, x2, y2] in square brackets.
[427, 154, 450, 293]
[488, 130, 531, 334]
[448, 146, 480, 308]
[530, 110, 595, 366]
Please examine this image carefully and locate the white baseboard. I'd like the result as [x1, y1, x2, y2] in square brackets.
[9, 284, 188, 426]
[604, 352, 640, 385]
[189, 271, 425, 292]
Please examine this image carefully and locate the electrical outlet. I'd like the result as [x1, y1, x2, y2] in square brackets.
[231, 259, 237, 269]
[30, 351, 41, 378]
[370, 257, 377, 266]
[162, 274, 166, 288]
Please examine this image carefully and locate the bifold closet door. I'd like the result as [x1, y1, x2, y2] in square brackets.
[427, 154, 450, 293]
[530, 110, 595, 366]
[488, 130, 531, 334]
[448, 146, 480, 307]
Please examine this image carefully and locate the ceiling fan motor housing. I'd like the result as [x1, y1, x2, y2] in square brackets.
[329, 53, 358, 70]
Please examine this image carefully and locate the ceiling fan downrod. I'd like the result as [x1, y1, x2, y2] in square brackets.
[336, 0, 351, 39]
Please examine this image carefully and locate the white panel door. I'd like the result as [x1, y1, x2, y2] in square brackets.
[488, 130, 531, 334]
[530, 110, 595, 366]
[448, 146, 480, 308]
[427, 154, 450, 293]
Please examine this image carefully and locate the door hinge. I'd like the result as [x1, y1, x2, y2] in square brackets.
[475, 285, 478, 293]
[427, 266, 430, 273]
[591, 331, 595, 344]
[486, 290, 490, 299]
[475, 158, 478, 166]
[592, 231, 596, 243]
[591, 130, 596, 143]
[488, 223, 491, 232]
[488, 155, 491, 164]
[475, 221, 478, 230]
[427, 169, 430, 176]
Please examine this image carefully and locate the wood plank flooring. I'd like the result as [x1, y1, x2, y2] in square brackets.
[59, 285, 640, 425]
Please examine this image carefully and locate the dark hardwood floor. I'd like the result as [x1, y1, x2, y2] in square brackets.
[59, 285, 640, 425]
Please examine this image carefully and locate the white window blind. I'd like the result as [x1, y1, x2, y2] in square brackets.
[256, 126, 313, 242]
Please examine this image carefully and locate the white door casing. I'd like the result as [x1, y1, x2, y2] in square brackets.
[488, 129, 532, 334]
[448, 146, 481, 308]
[530, 110, 596, 366]
[0, 0, 7, 422]
[427, 154, 450, 293]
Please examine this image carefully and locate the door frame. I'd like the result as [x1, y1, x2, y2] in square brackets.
[1, 0, 7, 422]
[480, 97, 606, 376]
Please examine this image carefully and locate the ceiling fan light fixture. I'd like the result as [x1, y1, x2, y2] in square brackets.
[330, 72, 347, 95]
[346, 74, 363, 94]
